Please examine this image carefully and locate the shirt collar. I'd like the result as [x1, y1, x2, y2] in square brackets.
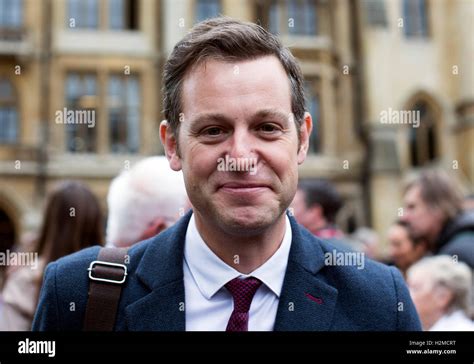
[184, 213, 292, 299]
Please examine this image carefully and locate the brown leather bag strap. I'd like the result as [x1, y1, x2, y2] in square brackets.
[83, 247, 129, 331]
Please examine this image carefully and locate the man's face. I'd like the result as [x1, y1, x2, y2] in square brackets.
[407, 269, 437, 329]
[291, 189, 321, 230]
[407, 268, 451, 330]
[401, 185, 443, 241]
[161, 56, 311, 236]
[388, 225, 416, 271]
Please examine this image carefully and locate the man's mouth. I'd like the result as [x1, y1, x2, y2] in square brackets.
[218, 182, 272, 194]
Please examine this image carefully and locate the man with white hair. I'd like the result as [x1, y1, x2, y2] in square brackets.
[106, 156, 189, 247]
[407, 256, 474, 331]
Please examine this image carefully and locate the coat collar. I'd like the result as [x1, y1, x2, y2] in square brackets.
[125, 211, 338, 331]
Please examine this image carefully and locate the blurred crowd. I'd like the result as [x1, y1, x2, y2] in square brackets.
[291, 168, 474, 331]
[0, 162, 472, 331]
[0, 156, 189, 330]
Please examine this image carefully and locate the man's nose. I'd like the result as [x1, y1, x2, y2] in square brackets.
[228, 128, 253, 158]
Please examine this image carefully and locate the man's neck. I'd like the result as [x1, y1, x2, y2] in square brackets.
[193, 212, 287, 274]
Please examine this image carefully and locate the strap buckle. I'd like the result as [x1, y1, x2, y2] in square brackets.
[88, 260, 128, 284]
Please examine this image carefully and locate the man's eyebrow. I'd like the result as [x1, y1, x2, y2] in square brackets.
[252, 109, 291, 123]
[188, 113, 233, 127]
[188, 109, 291, 126]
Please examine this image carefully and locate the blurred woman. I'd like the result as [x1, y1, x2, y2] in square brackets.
[407, 256, 474, 331]
[387, 220, 429, 278]
[0, 181, 104, 330]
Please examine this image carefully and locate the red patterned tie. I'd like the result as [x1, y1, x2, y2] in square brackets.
[225, 277, 262, 331]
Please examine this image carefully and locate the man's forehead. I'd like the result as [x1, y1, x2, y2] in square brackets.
[406, 184, 422, 200]
[181, 55, 289, 94]
[180, 56, 293, 124]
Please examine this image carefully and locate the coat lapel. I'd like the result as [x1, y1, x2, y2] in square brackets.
[124, 212, 338, 331]
[274, 216, 338, 331]
[125, 211, 192, 331]
[125, 281, 185, 331]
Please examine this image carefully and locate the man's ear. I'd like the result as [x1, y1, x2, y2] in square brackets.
[139, 218, 169, 241]
[160, 120, 182, 171]
[297, 112, 313, 164]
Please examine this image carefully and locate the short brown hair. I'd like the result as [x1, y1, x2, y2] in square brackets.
[404, 169, 464, 221]
[163, 17, 306, 143]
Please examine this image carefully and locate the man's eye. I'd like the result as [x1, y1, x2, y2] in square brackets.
[203, 127, 223, 136]
[258, 123, 280, 133]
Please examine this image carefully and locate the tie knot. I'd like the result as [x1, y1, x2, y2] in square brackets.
[225, 277, 262, 313]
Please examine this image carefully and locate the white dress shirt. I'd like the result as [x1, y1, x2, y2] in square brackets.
[183, 213, 292, 331]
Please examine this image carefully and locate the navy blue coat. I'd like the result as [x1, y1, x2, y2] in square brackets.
[32, 212, 421, 331]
